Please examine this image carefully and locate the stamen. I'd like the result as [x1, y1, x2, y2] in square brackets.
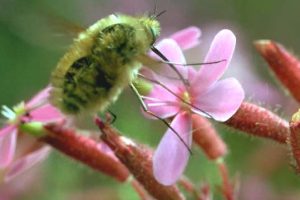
[1, 105, 16, 120]
[147, 102, 175, 107]
[138, 74, 215, 119]
[192, 109, 212, 119]
[141, 96, 163, 101]
[161, 59, 226, 66]
[13, 102, 26, 116]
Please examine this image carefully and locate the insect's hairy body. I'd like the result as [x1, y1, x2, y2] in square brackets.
[50, 14, 160, 115]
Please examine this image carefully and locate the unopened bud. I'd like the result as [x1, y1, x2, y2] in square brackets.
[289, 109, 300, 172]
[192, 115, 227, 159]
[95, 117, 185, 200]
[255, 40, 300, 103]
[225, 102, 289, 143]
[43, 123, 129, 182]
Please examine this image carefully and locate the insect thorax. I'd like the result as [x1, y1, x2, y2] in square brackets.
[51, 14, 161, 115]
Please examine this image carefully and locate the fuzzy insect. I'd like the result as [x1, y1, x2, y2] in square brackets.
[50, 13, 163, 115]
[49, 13, 219, 152]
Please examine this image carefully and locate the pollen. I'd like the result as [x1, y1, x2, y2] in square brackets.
[182, 91, 191, 103]
[180, 91, 192, 111]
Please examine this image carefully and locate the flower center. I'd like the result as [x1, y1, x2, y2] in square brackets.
[182, 91, 190, 103]
[180, 91, 192, 111]
[1, 102, 26, 124]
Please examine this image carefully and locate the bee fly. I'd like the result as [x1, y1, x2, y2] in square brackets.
[50, 13, 177, 115]
[50, 12, 221, 152]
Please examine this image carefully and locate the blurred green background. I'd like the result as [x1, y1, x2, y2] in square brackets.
[0, 0, 300, 199]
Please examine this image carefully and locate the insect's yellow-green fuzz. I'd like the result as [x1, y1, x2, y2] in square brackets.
[292, 109, 300, 123]
[50, 14, 160, 115]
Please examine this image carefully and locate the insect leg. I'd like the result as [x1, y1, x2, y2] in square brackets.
[151, 46, 190, 88]
[97, 110, 116, 125]
[161, 59, 226, 66]
[107, 109, 117, 124]
[129, 83, 193, 154]
[138, 73, 215, 120]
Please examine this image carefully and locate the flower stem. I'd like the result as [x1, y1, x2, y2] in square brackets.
[289, 109, 300, 172]
[131, 179, 153, 200]
[178, 176, 202, 199]
[95, 117, 185, 200]
[42, 123, 129, 182]
[198, 183, 211, 200]
[192, 115, 227, 159]
[254, 40, 300, 103]
[225, 102, 289, 143]
[216, 160, 234, 200]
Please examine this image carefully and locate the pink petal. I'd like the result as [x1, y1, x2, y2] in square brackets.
[29, 104, 62, 122]
[151, 39, 188, 84]
[170, 26, 202, 50]
[26, 86, 51, 109]
[153, 112, 192, 185]
[0, 130, 17, 168]
[192, 78, 244, 122]
[153, 39, 186, 64]
[4, 146, 51, 182]
[0, 125, 15, 137]
[192, 30, 236, 93]
[144, 85, 180, 119]
[187, 66, 198, 81]
[139, 68, 156, 81]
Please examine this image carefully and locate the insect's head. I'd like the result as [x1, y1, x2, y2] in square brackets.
[139, 17, 161, 45]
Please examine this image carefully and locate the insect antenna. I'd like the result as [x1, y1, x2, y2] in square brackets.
[153, 10, 167, 19]
[129, 83, 193, 154]
[149, 0, 166, 20]
[152, 0, 158, 16]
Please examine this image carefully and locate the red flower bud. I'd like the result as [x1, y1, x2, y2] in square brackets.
[95, 117, 185, 200]
[289, 110, 300, 172]
[192, 114, 227, 160]
[43, 123, 129, 182]
[255, 40, 300, 103]
[225, 102, 289, 143]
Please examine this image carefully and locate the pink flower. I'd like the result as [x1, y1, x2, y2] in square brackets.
[144, 28, 245, 185]
[0, 86, 62, 182]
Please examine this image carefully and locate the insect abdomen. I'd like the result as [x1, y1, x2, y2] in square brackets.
[51, 19, 146, 115]
[61, 57, 116, 114]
